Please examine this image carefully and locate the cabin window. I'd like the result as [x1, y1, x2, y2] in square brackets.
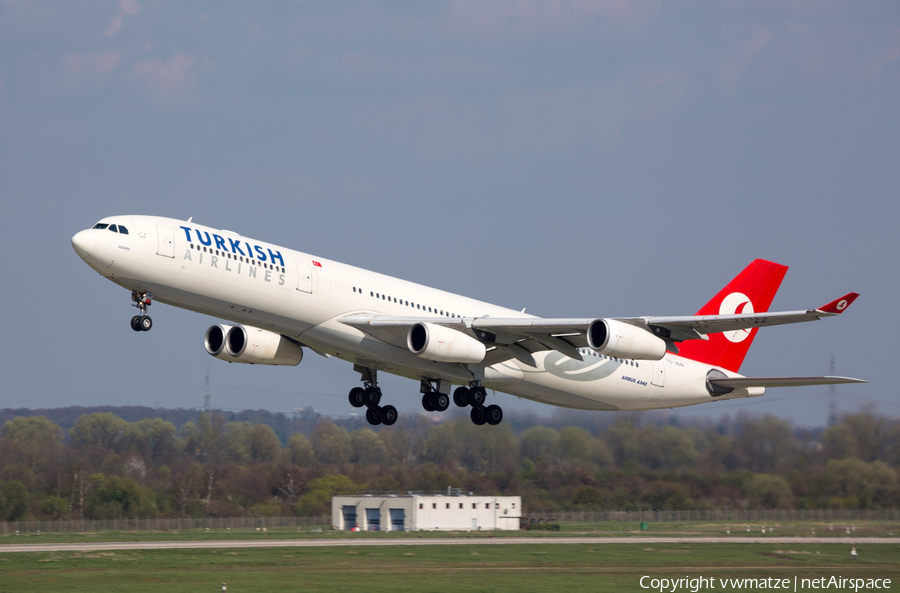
[419, 503, 423, 509]
[446, 503, 450, 509]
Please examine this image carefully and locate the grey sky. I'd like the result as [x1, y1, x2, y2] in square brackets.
[1, 1, 897, 425]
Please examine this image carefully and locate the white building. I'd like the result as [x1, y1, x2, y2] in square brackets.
[332, 493, 521, 532]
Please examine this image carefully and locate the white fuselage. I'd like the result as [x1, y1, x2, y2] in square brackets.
[72, 215, 762, 412]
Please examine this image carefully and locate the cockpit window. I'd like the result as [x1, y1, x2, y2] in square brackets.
[92, 223, 109, 230]
[118, 225, 128, 234]
[108, 224, 118, 233]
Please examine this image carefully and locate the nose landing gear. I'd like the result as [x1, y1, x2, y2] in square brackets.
[130, 291, 153, 332]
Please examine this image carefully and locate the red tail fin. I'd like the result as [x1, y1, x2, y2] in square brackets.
[676, 259, 788, 373]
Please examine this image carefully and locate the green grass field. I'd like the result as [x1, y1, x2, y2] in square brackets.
[1, 518, 897, 545]
[1, 542, 898, 592]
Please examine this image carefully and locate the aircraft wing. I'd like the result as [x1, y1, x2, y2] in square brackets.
[638, 292, 859, 342]
[339, 315, 460, 350]
[339, 314, 594, 367]
[339, 292, 859, 367]
[708, 376, 867, 389]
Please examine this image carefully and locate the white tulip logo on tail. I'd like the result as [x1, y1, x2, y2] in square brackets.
[719, 292, 754, 343]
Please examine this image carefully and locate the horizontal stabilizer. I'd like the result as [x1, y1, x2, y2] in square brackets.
[709, 376, 867, 389]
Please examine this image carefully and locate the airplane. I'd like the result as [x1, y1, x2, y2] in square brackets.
[71, 215, 864, 427]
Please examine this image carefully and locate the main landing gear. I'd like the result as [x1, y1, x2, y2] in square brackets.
[349, 367, 397, 426]
[130, 291, 153, 332]
[453, 384, 503, 426]
[421, 378, 450, 413]
[347, 367, 501, 427]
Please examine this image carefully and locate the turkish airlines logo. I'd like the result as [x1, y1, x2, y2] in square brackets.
[719, 292, 754, 343]
[836, 299, 848, 311]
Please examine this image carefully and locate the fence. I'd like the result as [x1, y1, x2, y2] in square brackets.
[0, 515, 330, 535]
[528, 508, 900, 523]
[1, 509, 897, 535]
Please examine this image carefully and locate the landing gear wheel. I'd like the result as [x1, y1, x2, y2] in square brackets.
[381, 405, 398, 426]
[485, 404, 503, 426]
[366, 407, 382, 425]
[422, 393, 436, 412]
[470, 386, 486, 406]
[131, 291, 153, 329]
[433, 393, 450, 412]
[349, 387, 365, 408]
[363, 387, 382, 407]
[453, 387, 470, 407]
[470, 406, 487, 426]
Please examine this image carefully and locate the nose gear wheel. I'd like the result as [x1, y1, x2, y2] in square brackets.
[130, 291, 153, 331]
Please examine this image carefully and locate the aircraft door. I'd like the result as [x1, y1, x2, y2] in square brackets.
[296, 260, 313, 293]
[651, 360, 665, 387]
[156, 225, 175, 258]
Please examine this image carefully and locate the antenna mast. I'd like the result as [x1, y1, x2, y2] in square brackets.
[827, 353, 837, 426]
[204, 359, 211, 414]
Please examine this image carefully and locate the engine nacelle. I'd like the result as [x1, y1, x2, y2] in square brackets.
[204, 324, 303, 366]
[407, 322, 486, 364]
[587, 318, 666, 360]
[204, 324, 232, 357]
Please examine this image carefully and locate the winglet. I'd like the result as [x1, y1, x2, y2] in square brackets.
[817, 292, 859, 314]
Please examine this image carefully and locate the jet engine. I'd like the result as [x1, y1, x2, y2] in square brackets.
[587, 319, 667, 360]
[204, 324, 304, 366]
[407, 322, 486, 364]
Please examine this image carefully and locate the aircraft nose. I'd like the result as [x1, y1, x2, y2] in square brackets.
[71, 230, 95, 260]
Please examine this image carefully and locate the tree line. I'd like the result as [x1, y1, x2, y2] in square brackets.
[0, 406, 897, 521]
